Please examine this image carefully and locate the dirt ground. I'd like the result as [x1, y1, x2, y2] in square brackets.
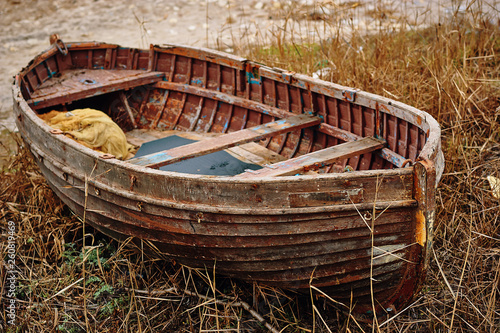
[0, 0, 483, 134]
[0, 0, 269, 128]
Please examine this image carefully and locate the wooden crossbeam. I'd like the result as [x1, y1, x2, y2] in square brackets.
[128, 114, 321, 169]
[234, 137, 385, 178]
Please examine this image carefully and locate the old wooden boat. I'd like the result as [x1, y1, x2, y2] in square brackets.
[13, 36, 443, 315]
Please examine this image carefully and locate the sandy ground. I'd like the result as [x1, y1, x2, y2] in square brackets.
[0, 0, 266, 129]
[1, 0, 494, 135]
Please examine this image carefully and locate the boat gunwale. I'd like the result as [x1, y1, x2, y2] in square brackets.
[26, 137, 416, 215]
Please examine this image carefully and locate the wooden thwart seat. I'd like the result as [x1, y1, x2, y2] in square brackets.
[234, 137, 386, 178]
[128, 114, 322, 169]
[29, 69, 165, 109]
[124, 129, 286, 166]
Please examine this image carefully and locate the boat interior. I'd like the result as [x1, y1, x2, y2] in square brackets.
[21, 44, 427, 177]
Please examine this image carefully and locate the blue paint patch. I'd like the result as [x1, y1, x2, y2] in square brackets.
[245, 71, 253, 81]
[223, 119, 230, 132]
[342, 90, 356, 102]
[281, 73, 292, 83]
[252, 118, 294, 133]
[135, 152, 174, 166]
[191, 78, 204, 85]
[246, 71, 261, 85]
[80, 79, 97, 85]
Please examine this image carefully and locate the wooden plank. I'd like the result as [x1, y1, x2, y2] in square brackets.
[128, 114, 321, 168]
[229, 143, 286, 165]
[234, 137, 385, 178]
[28, 69, 165, 109]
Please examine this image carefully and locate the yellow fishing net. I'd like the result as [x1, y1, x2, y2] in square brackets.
[39, 109, 135, 160]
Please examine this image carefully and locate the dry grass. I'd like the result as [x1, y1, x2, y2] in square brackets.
[0, 146, 290, 332]
[1, 0, 500, 332]
[233, 1, 500, 331]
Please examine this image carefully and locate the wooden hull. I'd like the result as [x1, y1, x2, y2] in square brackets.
[12, 38, 443, 315]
